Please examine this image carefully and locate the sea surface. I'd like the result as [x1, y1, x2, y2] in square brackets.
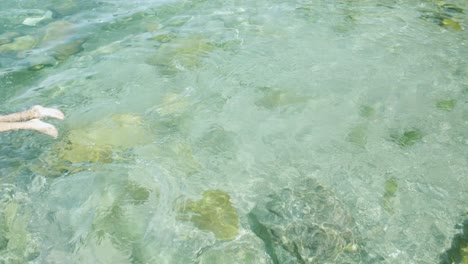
[0, 0, 467, 263]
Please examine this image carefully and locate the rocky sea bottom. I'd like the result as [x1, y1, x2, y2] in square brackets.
[1, 0, 468, 263]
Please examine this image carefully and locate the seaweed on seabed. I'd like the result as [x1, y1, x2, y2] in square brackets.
[390, 128, 423, 147]
[439, 219, 468, 264]
[177, 190, 240, 241]
[419, 2, 464, 31]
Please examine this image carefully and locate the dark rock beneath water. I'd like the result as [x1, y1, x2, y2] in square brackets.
[440, 219, 468, 264]
[248, 178, 380, 264]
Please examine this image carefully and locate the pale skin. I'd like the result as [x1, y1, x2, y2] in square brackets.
[0, 105, 64, 138]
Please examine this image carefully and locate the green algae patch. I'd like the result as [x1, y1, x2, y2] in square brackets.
[390, 129, 423, 147]
[178, 190, 239, 241]
[438, 3, 464, 14]
[346, 124, 368, 147]
[439, 219, 468, 264]
[255, 89, 285, 109]
[384, 177, 398, 195]
[383, 177, 398, 214]
[125, 181, 151, 205]
[436, 99, 456, 111]
[359, 105, 376, 119]
[419, 3, 464, 31]
[0, 20, 86, 72]
[255, 87, 309, 110]
[441, 18, 464, 31]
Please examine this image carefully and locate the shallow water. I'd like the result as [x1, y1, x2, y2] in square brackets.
[1, 0, 467, 263]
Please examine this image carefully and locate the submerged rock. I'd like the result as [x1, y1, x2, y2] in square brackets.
[248, 178, 379, 264]
[382, 177, 398, 214]
[419, 3, 465, 31]
[440, 219, 468, 264]
[52, 38, 85, 60]
[0, 35, 37, 53]
[39, 20, 86, 60]
[32, 114, 153, 177]
[0, 32, 20, 46]
[0, 20, 85, 72]
[178, 190, 240, 241]
[22, 10, 53, 26]
[48, 1, 79, 17]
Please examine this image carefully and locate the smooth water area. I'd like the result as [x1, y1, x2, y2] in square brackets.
[1, 0, 467, 263]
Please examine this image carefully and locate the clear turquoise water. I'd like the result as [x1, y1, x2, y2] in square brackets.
[1, 0, 467, 263]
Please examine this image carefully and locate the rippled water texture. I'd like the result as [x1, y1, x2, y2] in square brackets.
[1, 0, 468, 263]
